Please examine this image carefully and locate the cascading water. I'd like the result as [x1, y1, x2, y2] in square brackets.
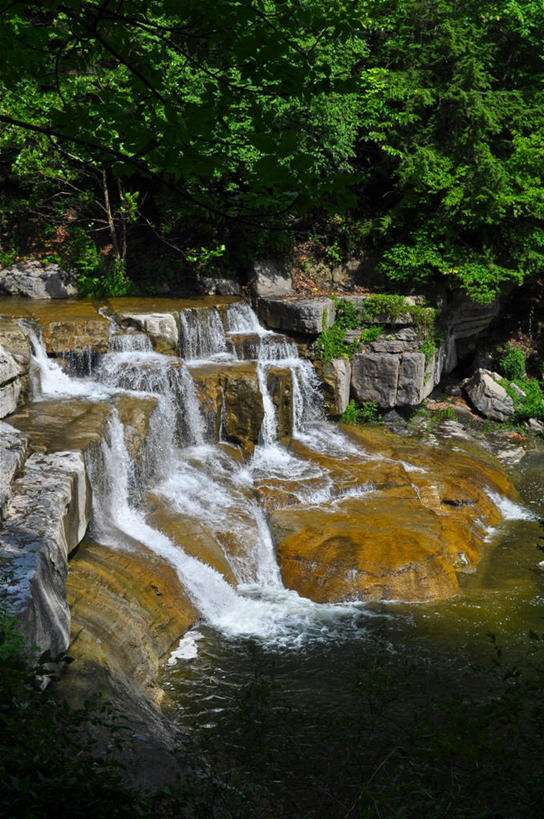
[22, 300, 529, 659]
[25, 304, 376, 651]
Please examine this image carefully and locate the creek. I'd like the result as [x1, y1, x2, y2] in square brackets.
[4, 296, 544, 812]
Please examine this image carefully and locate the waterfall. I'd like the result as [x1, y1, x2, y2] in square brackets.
[21, 301, 381, 650]
[179, 307, 229, 360]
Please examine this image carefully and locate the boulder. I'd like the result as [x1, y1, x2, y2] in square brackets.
[465, 369, 515, 421]
[315, 358, 351, 415]
[0, 451, 90, 658]
[0, 260, 77, 299]
[351, 353, 399, 408]
[257, 297, 335, 336]
[250, 259, 293, 297]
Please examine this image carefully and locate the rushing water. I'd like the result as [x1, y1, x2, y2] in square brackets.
[22, 300, 544, 812]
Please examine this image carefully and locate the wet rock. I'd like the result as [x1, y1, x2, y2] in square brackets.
[0, 260, 77, 299]
[0, 451, 90, 658]
[250, 259, 293, 297]
[41, 318, 110, 355]
[266, 366, 293, 439]
[465, 369, 515, 421]
[8, 399, 111, 454]
[115, 394, 158, 461]
[0, 344, 24, 417]
[223, 365, 265, 454]
[0, 421, 27, 516]
[257, 297, 335, 336]
[118, 312, 179, 355]
[66, 540, 198, 704]
[315, 358, 351, 415]
[272, 426, 514, 603]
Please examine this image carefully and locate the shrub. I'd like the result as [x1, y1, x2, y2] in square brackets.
[499, 344, 526, 381]
[340, 399, 381, 425]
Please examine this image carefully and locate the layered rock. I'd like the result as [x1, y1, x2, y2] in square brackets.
[190, 361, 293, 454]
[257, 296, 335, 336]
[0, 421, 27, 516]
[0, 319, 32, 418]
[315, 358, 351, 415]
[268, 428, 513, 603]
[66, 540, 198, 704]
[0, 451, 90, 658]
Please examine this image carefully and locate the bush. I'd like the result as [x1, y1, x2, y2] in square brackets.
[499, 344, 527, 381]
[340, 399, 381, 425]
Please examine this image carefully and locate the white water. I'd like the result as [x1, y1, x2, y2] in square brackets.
[25, 304, 375, 651]
[22, 300, 522, 656]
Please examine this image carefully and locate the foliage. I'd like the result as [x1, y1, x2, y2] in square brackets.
[355, 0, 544, 303]
[314, 323, 353, 363]
[331, 297, 362, 330]
[340, 399, 381, 425]
[499, 343, 527, 381]
[77, 259, 133, 298]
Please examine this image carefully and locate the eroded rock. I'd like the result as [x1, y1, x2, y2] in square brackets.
[0, 421, 27, 516]
[315, 358, 351, 415]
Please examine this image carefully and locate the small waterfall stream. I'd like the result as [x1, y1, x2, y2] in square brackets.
[25, 303, 376, 651]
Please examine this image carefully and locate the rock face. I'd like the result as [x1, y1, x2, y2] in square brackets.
[465, 369, 515, 421]
[0, 319, 32, 419]
[190, 361, 293, 454]
[250, 259, 293, 297]
[0, 421, 27, 516]
[0, 451, 90, 658]
[0, 260, 77, 299]
[268, 428, 514, 603]
[66, 540, 198, 704]
[315, 359, 351, 416]
[257, 296, 335, 336]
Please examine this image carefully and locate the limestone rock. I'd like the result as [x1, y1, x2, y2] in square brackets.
[119, 312, 179, 355]
[465, 369, 515, 421]
[0, 318, 32, 369]
[257, 297, 335, 336]
[250, 259, 293, 297]
[525, 418, 544, 434]
[315, 358, 351, 415]
[351, 352, 399, 408]
[41, 319, 110, 355]
[0, 451, 90, 658]
[115, 394, 158, 461]
[0, 260, 78, 299]
[0, 344, 24, 418]
[66, 540, 198, 704]
[0, 421, 27, 516]
[271, 426, 514, 603]
[223, 365, 265, 454]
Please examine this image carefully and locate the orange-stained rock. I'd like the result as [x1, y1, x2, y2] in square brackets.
[66, 539, 198, 704]
[271, 426, 516, 603]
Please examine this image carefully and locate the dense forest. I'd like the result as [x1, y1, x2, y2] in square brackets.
[1, 0, 543, 302]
